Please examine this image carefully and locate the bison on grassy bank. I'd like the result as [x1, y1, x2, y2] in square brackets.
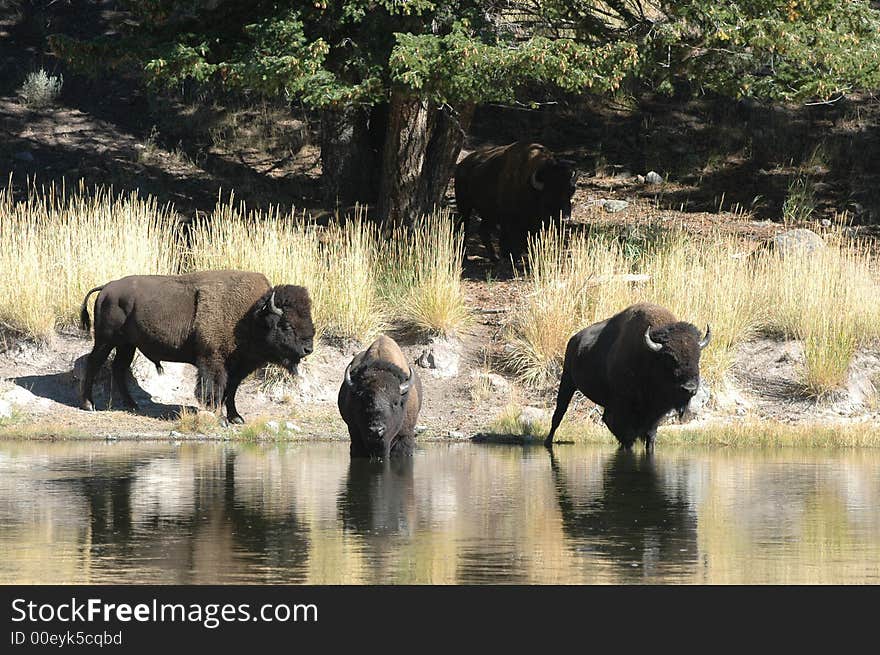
[338, 335, 423, 459]
[545, 303, 710, 451]
[455, 141, 577, 261]
[79, 270, 314, 424]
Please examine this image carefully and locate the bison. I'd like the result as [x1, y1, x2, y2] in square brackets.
[545, 303, 710, 450]
[338, 335, 423, 459]
[78, 270, 315, 424]
[454, 141, 577, 261]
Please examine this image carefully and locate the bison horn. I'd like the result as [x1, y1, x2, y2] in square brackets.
[267, 290, 283, 316]
[644, 327, 663, 352]
[344, 362, 353, 387]
[530, 169, 544, 191]
[399, 366, 413, 395]
[699, 324, 711, 350]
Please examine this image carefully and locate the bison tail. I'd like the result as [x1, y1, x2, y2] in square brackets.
[79, 285, 104, 333]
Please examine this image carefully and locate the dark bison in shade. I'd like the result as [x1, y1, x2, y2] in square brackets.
[338, 335, 423, 459]
[454, 141, 577, 261]
[79, 270, 315, 424]
[545, 303, 710, 450]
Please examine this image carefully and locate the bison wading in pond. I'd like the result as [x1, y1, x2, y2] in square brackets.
[338, 335, 423, 459]
[545, 303, 710, 451]
[454, 141, 577, 261]
[79, 270, 315, 424]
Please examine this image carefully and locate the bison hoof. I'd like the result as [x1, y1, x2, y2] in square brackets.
[229, 415, 245, 425]
[81, 400, 95, 412]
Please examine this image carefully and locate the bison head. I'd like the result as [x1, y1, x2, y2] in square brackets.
[257, 285, 315, 374]
[343, 361, 414, 458]
[530, 158, 577, 224]
[643, 322, 710, 415]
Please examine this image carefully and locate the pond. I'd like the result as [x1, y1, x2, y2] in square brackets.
[1, 441, 878, 584]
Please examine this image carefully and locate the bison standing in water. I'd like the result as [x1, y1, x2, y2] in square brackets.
[454, 141, 577, 261]
[545, 303, 710, 450]
[338, 335, 423, 459]
[79, 270, 315, 424]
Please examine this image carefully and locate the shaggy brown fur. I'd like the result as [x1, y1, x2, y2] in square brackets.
[79, 270, 314, 424]
[338, 335, 423, 459]
[546, 302, 709, 450]
[455, 141, 576, 260]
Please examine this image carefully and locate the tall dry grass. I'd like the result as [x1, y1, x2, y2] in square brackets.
[0, 181, 181, 339]
[505, 225, 880, 396]
[381, 212, 470, 337]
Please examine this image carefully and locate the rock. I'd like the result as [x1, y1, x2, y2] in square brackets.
[768, 228, 825, 257]
[681, 383, 711, 421]
[601, 199, 629, 213]
[416, 338, 462, 377]
[645, 171, 663, 185]
[0, 398, 12, 419]
[470, 371, 510, 393]
[448, 430, 466, 439]
[820, 219, 832, 228]
[285, 421, 302, 432]
[265, 420, 280, 433]
[636, 174, 646, 184]
[414, 424, 428, 434]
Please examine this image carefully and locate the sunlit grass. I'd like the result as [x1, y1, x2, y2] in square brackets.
[173, 406, 220, 434]
[381, 212, 470, 337]
[0, 180, 181, 340]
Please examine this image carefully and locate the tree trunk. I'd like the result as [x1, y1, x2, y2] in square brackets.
[414, 102, 475, 216]
[377, 92, 432, 225]
[378, 94, 474, 225]
[321, 97, 473, 226]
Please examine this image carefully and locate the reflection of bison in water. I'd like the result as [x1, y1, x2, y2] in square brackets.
[550, 449, 698, 579]
[79, 271, 315, 424]
[337, 457, 415, 538]
[545, 303, 710, 450]
[338, 335, 422, 459]
[455, 141, 577, 261]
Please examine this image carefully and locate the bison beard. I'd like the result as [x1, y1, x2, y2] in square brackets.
[454, 141, 577, 262]
[544, 303, 710, 451]
[78, 271, 315, 424]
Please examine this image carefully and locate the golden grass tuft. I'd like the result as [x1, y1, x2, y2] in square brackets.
[0, 180, 181, 339]
[173, 406, 221, 434]
[381, 212, 470, 337]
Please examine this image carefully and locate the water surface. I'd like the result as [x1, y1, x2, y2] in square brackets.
[1, 441, 878, 584]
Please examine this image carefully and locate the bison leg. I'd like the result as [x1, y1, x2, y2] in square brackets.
[223, 373, 246, 425]
[545, 368, 576, 448]
[111, 345, 139, 410]
[478, 218, 498, 262]
[81, 342, 113, 411]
